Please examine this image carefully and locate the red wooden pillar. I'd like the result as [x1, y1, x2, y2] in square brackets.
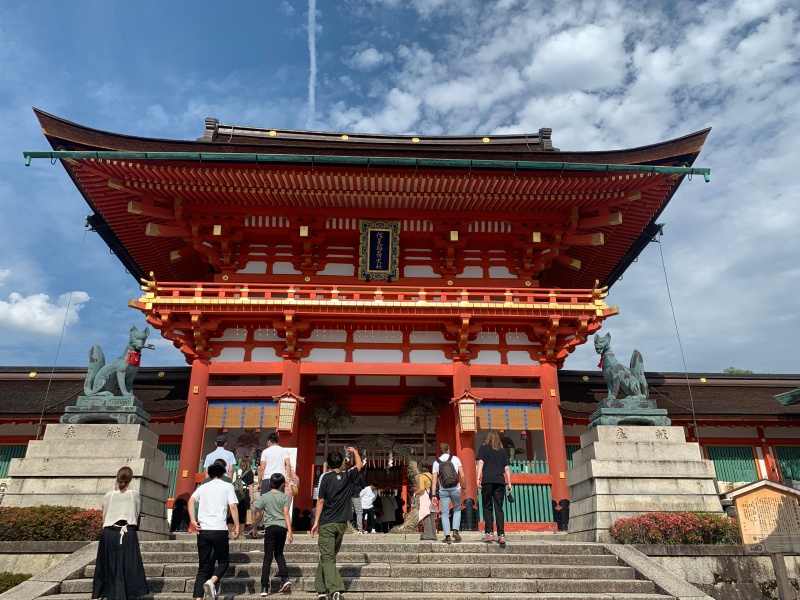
[175, 358, 210, 501]
[453, 361, 477, 503]
[295, 414, 316, 513]
[757, 426, 780, 482]
[279, 358, 302, 447]
[540, 361, 569, 503]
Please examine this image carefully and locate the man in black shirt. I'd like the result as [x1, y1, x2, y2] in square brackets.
[311, 446, 362, 600]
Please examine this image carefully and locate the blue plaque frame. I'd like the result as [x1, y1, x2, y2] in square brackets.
[358, 220, 400, 281]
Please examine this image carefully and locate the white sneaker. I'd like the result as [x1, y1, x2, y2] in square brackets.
[202, 579, 216, 600]
[370, 529, 376, 533]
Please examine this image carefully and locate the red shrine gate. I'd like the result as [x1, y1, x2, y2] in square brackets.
[30, 109, 709, 528]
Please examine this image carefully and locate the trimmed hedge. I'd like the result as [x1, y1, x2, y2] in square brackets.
[610, 512, 742, 545]
[0, 572, 32, 593]
[0, 506, 102, 541]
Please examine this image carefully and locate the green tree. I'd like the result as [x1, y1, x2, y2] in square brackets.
[398, 394, 447, 463]
[303, 391, 355, 470]
[723, 367, 754, 374]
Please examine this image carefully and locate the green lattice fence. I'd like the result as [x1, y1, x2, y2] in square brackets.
[477, 483, 554, 523]
[566, 444, 581, 469]
[158, 444, 181, 499]
[705, 446, 758, 483]
[776, 446, 800, 483]
[509, 460, 549, 474]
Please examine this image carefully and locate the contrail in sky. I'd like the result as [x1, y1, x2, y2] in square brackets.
[307, 0, 317, 129]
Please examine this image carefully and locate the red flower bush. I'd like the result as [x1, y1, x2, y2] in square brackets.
[610, 512, 741, 545]
[0, 506, 103, 541]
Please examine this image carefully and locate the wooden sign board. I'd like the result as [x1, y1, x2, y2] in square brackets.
[731, 485, 800, 554]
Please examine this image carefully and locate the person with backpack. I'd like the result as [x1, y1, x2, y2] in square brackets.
[233, 457, 255, 537]
[431, 442, 466, 544]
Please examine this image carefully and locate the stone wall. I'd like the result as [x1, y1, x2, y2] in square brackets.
[0, 542, 89, 576]
[638, 545, 800, 600]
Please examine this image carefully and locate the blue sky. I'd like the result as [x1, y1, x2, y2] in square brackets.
[1, 0, 799, 374]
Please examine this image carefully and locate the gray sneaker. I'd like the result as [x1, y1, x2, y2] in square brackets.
[202, 579, 216, 600]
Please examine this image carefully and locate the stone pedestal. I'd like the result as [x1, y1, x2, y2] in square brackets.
[567, 425, 724, 543]
[3, 424, 170, 540]
[61, 395, 151, 426]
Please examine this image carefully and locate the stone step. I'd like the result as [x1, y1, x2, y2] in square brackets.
[86, 562, 633, 580]
[43, 593, 674, 600]
[139, 550, 620, 566]
[139, 539, 609, 555]
[62, 575, 655, 595]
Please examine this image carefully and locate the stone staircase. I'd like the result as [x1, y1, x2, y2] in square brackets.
[38, 535, 694, 600]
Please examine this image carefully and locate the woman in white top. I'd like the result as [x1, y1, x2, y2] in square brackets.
[91, 466, 148, 600]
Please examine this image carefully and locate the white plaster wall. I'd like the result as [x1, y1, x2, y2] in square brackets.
[409, 350, 449, 364]
[406, 376, 447, 387]
[403, 265, 439, 278]
[273, 262, 301, 274]
[353, 331, 403, 344]
[506, 351, 536, 365]
[212, 329, 248, 342]
[251, 348, 281, 362]
[763, 427, 800, 439]
[0, 423, 38, 435]
[506, 332, 534, 345]
[410, 331, 446, 344]
[236, 261, 267, 274]
[474, 332, 499, 344]
[488, 266, 515, 278]
[456, 266, 483, 278]
[305, 349, 347, 362]
[352, 349, 404, 363]
[354, 376, 401, 387]
[151, 423, 184, 437]
[471, 350, 502, 365]
[318, 263, 355, 276]
[254, 329, 281, 341]
[212, 347, 246, 362]
[309, 376, 350, 387]
[308, 330, 347, 342]
[696, 426, 758, 438]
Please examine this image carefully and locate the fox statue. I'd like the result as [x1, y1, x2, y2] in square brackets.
[84, 326, 151, 397]
[594, 332, 648, 406]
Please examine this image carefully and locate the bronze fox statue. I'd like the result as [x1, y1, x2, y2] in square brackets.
[594, 332, 648, 404]
[84, 326, 150, 397]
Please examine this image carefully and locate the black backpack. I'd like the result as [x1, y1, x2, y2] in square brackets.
[436, 456, 459, 488]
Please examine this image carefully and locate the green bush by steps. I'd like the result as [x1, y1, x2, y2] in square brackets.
[0, 506, 102, 541]
[0, 573, 32, 594]
[610, 512, 742, 545]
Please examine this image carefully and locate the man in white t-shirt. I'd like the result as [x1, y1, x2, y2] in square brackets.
[257, 432, 292, 494]
[203, 434, 236, 478]
[189, 462, 240, 600]
[431, 442, 466, 544]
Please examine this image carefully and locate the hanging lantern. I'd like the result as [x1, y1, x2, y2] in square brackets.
[451, 389, 481, 432]
[273, 388, 305, 432]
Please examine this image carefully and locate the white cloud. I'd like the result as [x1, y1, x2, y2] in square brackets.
[0, 269, 10, 286]
[347, 47, 393, 71]
[0, 290, 91, 336]
[523, 23, 629, 93]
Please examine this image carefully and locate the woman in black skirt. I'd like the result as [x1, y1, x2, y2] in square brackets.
[91, 466, 149, 600]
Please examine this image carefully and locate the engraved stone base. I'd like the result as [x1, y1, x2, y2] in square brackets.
[588, 407, 671, 428]
[567, 426, 724, 543]
[60, 396, 150, 426]
[3, 424, 169, 540]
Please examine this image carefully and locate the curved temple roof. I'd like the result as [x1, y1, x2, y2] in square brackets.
[30, 109, 710, 287]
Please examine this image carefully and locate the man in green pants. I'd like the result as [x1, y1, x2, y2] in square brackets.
[310, 445, 362, 600]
